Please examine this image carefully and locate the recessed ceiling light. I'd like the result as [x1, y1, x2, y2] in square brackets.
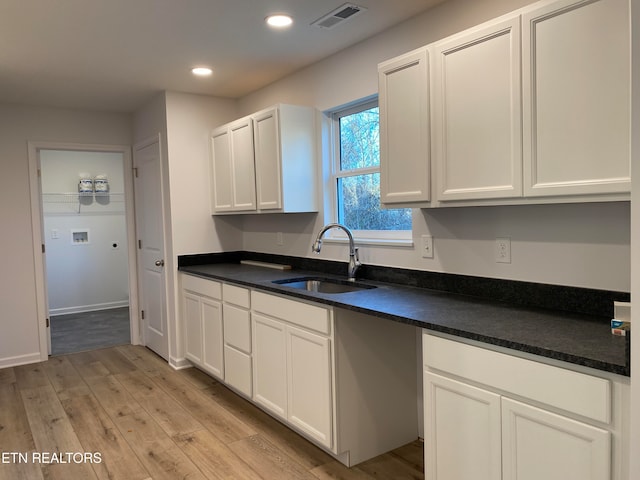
[266, 14, 293, 28]
[191, 67, 213, 76]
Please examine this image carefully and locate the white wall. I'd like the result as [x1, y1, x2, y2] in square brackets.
[41, 150, 129, 315]
[0, 103, 131, 367]
[164, 91, 243, 256]
[238, 0, 538, 114]
[237, 0, 631, 292]
[133, 92, 243, 258]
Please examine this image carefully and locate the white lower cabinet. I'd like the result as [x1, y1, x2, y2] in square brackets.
[252, 312, 333, 447]
[287, 324, 333, 447]
[252, 292, 333, 449]
[424, 372, 502, 480]
[200, 298, 224, 378]
[252, 290, 419, 466]
[252, 312, 288, 419]
[181, 275, 224, 379]
[501, 397, 610, 480]
[182, 274, 418, 466]
[222, 284, 252, 397]
[423, 332, 628, 480]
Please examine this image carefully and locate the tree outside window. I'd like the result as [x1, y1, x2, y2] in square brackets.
[334, 102, 411, 232]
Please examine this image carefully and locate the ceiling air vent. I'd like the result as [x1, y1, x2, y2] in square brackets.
[311, 3, 367, 30]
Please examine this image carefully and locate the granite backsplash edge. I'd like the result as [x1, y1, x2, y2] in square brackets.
[177, 251, 630, 319]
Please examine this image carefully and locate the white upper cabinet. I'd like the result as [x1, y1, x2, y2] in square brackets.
[433, 16, 522, 201]
[210, 127, 233, 212]
[210, 104, 318, 214]
[379, 47, 431, 206]
[522, 0, 630, 197]
[379, 0, 630, 207]
[253, 108, 282, 211]
[210, 116, 256, 212]
[253, 104, 318, 212]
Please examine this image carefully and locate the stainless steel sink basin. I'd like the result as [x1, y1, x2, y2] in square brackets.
[273, 277, 376, 294]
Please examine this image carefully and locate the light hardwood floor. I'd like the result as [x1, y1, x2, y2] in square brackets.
[0, 345, 424, 480]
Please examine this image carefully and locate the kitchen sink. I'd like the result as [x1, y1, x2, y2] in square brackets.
[273, 277, 376, 294]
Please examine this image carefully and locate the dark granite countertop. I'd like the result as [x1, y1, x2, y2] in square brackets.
[179, 261, 630, 376]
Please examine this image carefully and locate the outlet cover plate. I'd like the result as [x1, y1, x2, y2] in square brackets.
[421, 235, 434, 258]
[495, 237, 511, 263]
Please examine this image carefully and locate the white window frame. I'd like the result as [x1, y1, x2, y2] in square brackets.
[325, 98, 413, 247]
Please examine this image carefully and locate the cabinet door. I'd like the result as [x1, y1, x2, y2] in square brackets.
[224, 346, 252, 397]
[201, 296, 223, 379]
[434, 16, 522, 201]
[287, 325, 333, 449]
[229, 118, 257, 211]
[210, 128, 233, 212]
[252, 313, 287, 419]
[223, 304, 251, 353]
[502, 397, 610, 480]
[253, 108, 283, 211]
[424, 372, 502, 480]
[522, 0, 630, 197]
[379, 47, 430, 205]
[183, 292, 203, 365]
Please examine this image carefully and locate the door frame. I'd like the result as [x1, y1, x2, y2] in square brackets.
[132, 133, 172, 361]
[28, 141, 140, 359]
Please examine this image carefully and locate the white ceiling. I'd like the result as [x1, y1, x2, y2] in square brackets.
[0, 0, 444, 112]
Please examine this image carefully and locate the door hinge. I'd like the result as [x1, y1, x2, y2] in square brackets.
[42, 244, 46, 254]
[46, 318, 50, 328]
[141, 310, 145, 320]
[138, 239, 142, 249]
[133, 167, 138, 178]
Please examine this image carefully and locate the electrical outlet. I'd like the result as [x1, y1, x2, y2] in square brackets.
[495, 237, 511, 263]
[421, 235, 434, 258]
[276, 232, 284, 246]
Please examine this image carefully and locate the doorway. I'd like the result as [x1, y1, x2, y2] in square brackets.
[29, 142, 139, 356]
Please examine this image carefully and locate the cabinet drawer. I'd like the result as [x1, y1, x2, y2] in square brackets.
[223, 304, 251, 353]
[423, 333, 611, 423]
[182, 274, 222, 299]
[252, 291, 331, 335]
[224, 346, 252, 397]
[223, 283, 250, 308]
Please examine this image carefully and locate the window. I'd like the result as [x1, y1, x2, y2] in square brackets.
[331, 100, 412, 241]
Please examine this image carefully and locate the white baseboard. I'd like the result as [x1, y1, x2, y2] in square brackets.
[170, 356, 192, 370]
[0, 352, 43, 369]
[49, 300, 129, 316]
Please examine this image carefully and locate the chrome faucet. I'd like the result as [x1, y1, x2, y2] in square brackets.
[312, 223, 361, 281]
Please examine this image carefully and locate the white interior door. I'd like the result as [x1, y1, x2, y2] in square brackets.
[133, 138, 169, 360]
